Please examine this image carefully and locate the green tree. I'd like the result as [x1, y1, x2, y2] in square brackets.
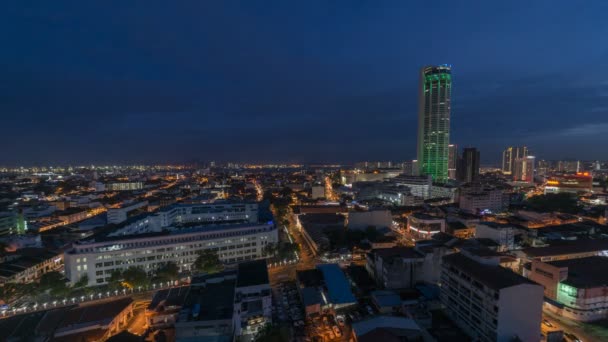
[193, 250, 223, 274]
[154, 262, 179, 282]
[262, 243, 277, 257]
[122, 267, 149, 288]
[253, 324, 290, 342]
[73, 274, 89, 288]
[39, 271, 69, 297]
[526, 193, 580, 213]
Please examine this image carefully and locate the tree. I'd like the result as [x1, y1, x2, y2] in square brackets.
[193, 250, 223, 274]
[262, 243, 277, 257]
[39, 271, 69, 297]
[122, 267, 149, 288]
[253, 324, 289, 342]
[154, 262, 179, 282]
[526, 193, 580, 213]
[73, 274, 89, 288]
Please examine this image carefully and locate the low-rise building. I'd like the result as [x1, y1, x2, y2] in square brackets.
[352, 316, 424, 342]
[175, 272, 237, 341]
[64, 220, 278, 285]
[107, 201, 148, 224]
[474, 222, 517, 252]
[528, 256, 608, 322]
[0, 248, 63, 284]
[407, 213, 446, 239]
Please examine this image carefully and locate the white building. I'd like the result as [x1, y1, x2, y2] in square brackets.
[459, 187, 508, 214]
[475, 222, 516, 252]
[407, 213, 446, 239]
[107, 201, 148, 224]
[392, 175, 432, 199]
[233, 260, 272, 337]
[64, 220, 277, 286]
[441, 252, 543, 342]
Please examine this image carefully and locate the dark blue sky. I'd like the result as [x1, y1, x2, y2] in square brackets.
[1, 1, 608, 166]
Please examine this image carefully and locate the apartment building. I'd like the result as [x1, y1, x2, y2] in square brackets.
[440, 252, 543, 342]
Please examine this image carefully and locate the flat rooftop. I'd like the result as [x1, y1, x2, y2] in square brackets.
[523, 239, 608, 258]
[548, 256, 608, 288]
[443, 253, 537, 290]
[182, 279, 235, 321]
[236, 259, 269, 287]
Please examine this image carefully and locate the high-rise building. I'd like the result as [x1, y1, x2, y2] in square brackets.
[448, 144, 458, 180]
[417, 65, 452, 183]
[501, 146, 528, 175]
[514, 156, 535, 183]
[457, 147, 480, 183]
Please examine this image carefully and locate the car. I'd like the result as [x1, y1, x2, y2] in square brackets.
[542, 319, 553, 328]
[332, 326, 342, 337]
[564, 332, 582, 342]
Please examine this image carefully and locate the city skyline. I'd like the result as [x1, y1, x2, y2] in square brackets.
[2, 2, 608, 165]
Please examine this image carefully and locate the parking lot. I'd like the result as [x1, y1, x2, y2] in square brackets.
[305, 311, 353, 342]
[272, 281, 306, 339]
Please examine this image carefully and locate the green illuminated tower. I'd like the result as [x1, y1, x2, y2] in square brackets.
[417, 65, 452, 183]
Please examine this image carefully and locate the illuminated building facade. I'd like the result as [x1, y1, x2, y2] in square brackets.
[545, 172, 593, 194]
[417, 65, 452, 183]
[513, 156, 535, 183]
[64, 221, 277, 286]
[407, 213, 446, 238]
[501, 146, 528, 175]
[448, 144, 458, 180]
[528, 257, 608, 322]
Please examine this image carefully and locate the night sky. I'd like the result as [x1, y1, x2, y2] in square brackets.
[2, 1, 608, 166]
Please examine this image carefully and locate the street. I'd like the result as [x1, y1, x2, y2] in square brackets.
[543, 311, 604, 342]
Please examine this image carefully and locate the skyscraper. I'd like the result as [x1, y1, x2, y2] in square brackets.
[448, 144, 458, 180]
[514, 156, 535, 183]
[417, 65, 452, 183]
[457, 147, 480, 183]
[502, 146, 528, 175]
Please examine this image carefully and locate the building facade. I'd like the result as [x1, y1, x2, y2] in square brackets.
[64, 222, 278, 286]
[513, 156, 535, 183]
[502, 146, 528, 175]
[417, 65, 452, 183]
[441, 252, 543, 342]
[457, 147, 480, 183]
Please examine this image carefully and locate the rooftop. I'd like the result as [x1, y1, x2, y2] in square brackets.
[523, 239, 608, 258]
[352, 316, 421, 342]
[236, 259, 269, 287]
[547, 256, 608, 288]
[443, 253, 537, 290]
[182, 279, 235, 321]
[372, 246, 423, 260]
[316, 263, 356, 305]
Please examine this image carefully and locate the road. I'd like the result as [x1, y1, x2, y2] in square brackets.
[543, 311, 602, 342]
[125, 299, 151, 336]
